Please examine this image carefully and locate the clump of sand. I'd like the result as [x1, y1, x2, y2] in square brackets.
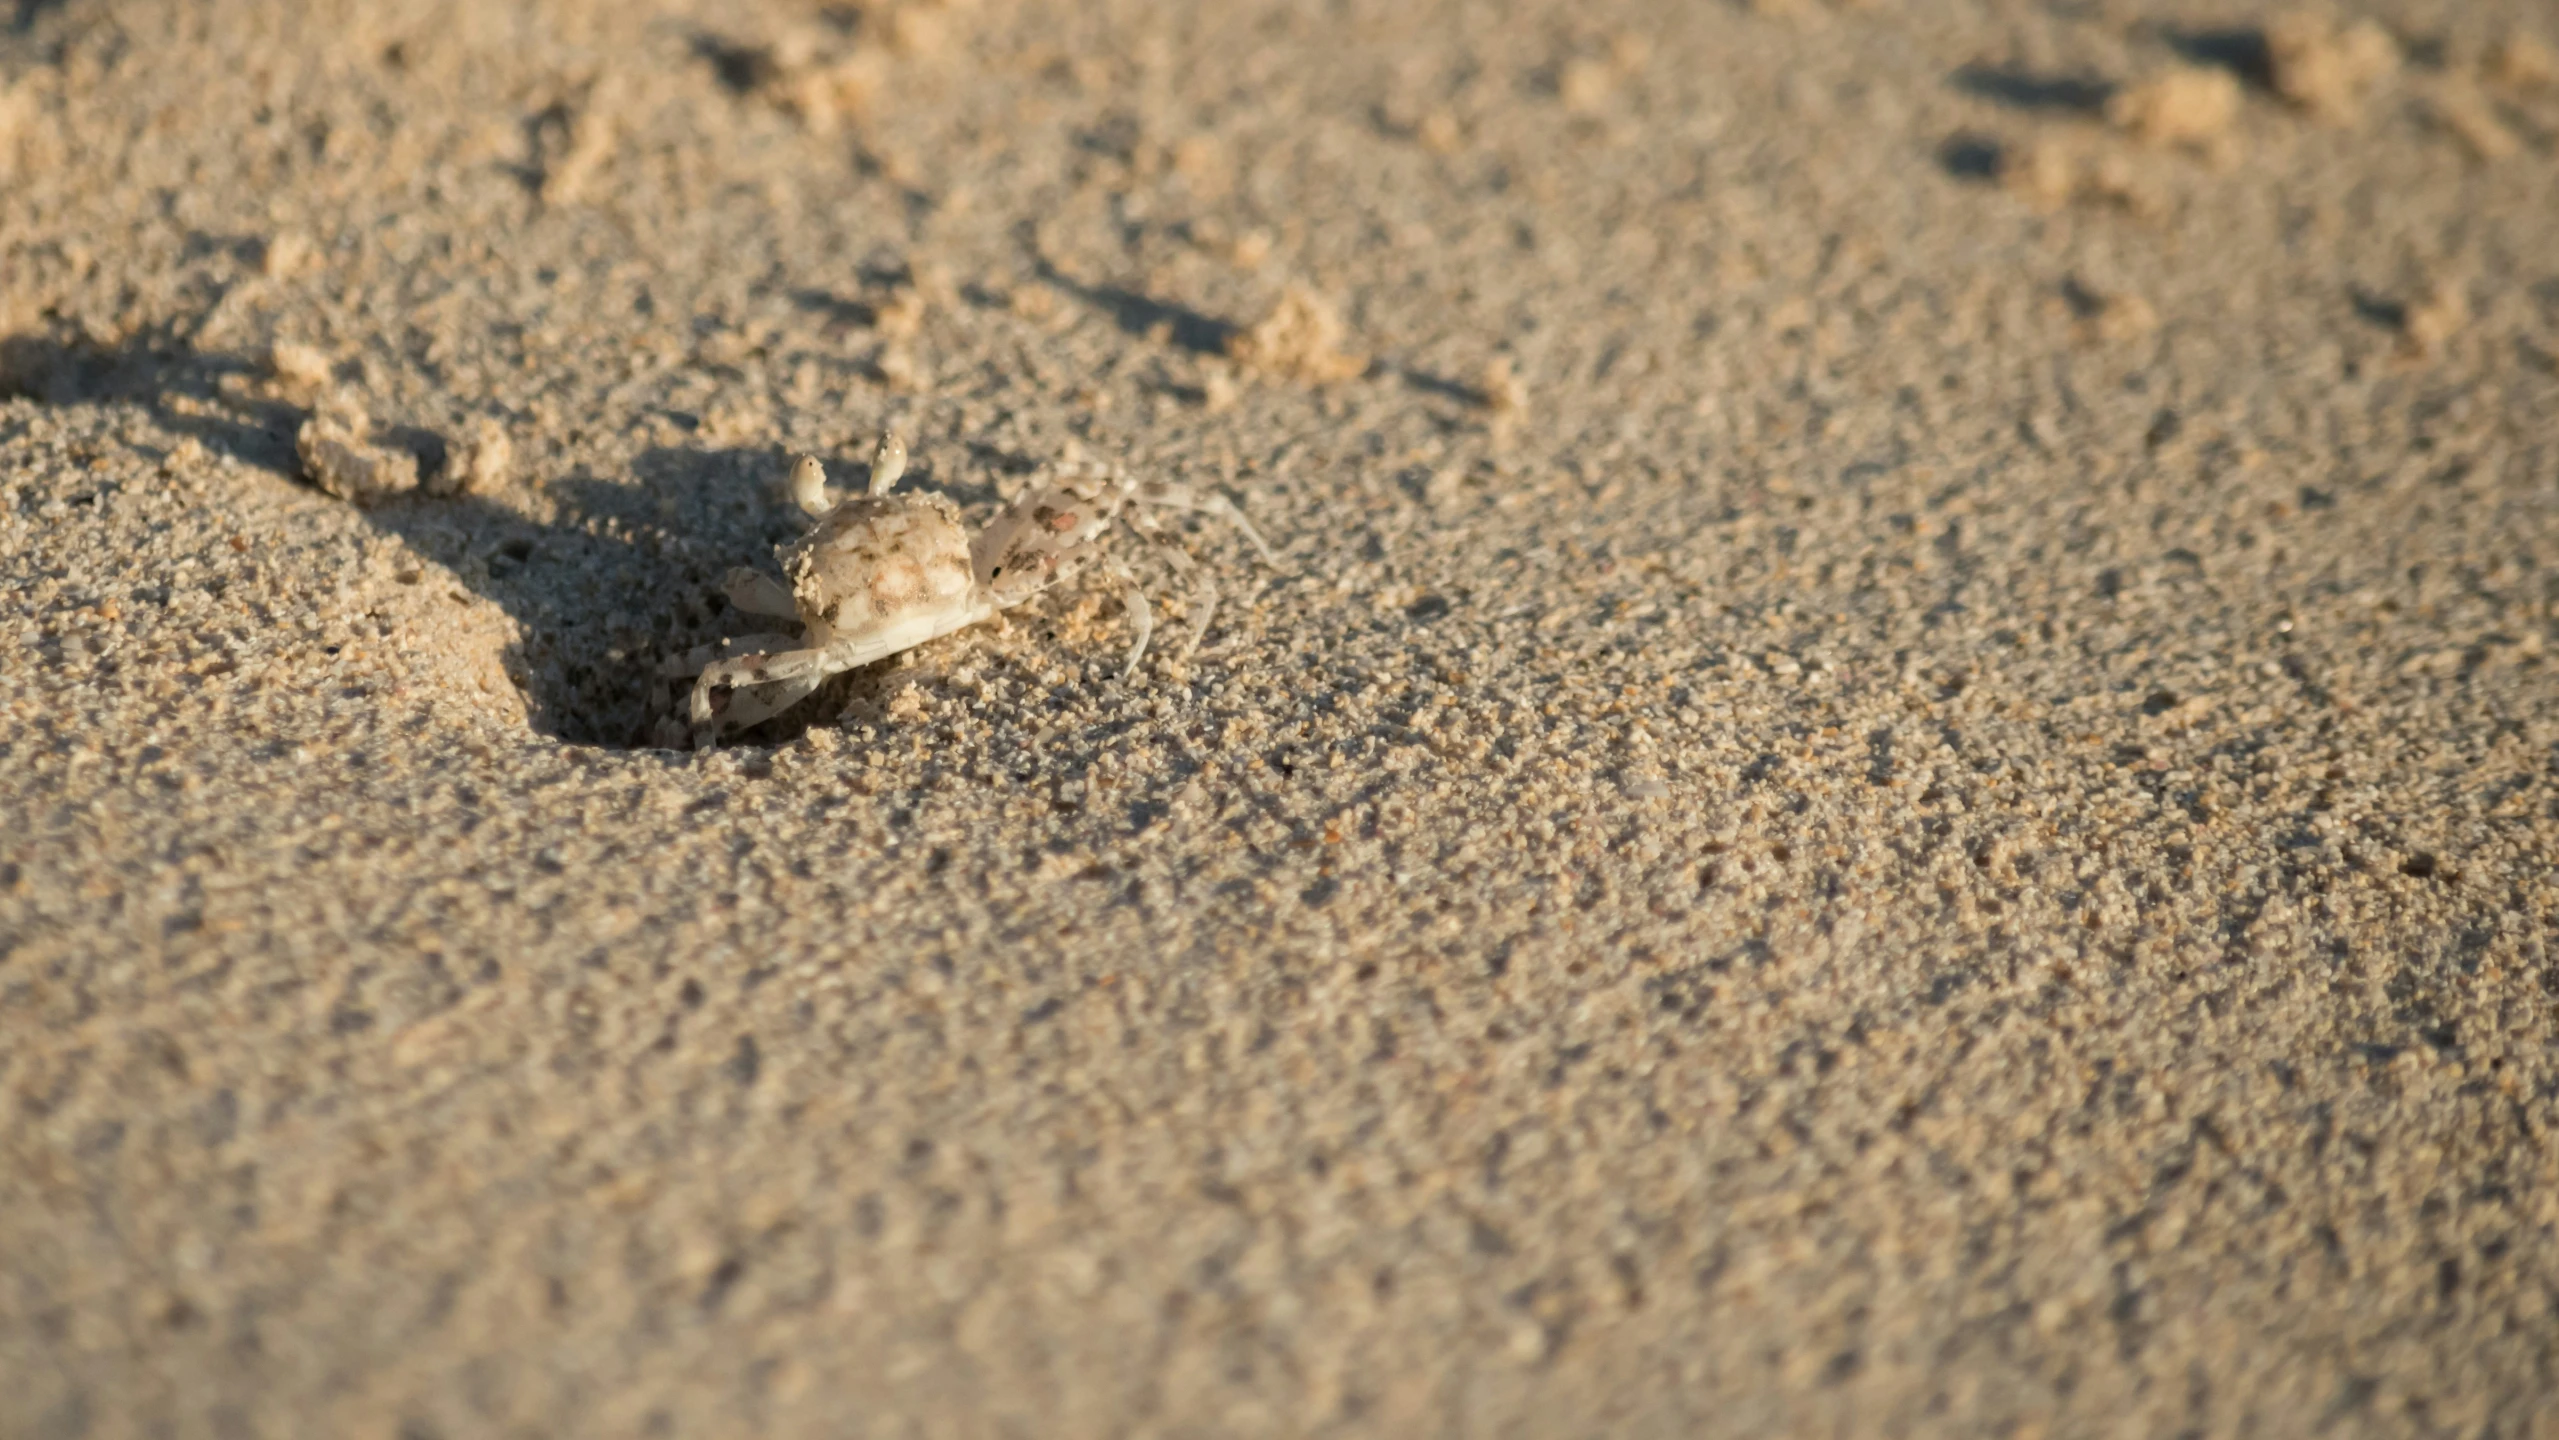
[1558, 57, 1618, 114]
[1998, 139, 2169, 220]
[1478, 355, 1528, 415]
[767, 48, 893, 133]
[533, 78, 619, 204]
[1477, 354, 1528, 440]
[701, 0, 972, 133]
[2486, 30, 2556, 90]
[0, 77, 36, 177]
[1999, 137, 2080, 211]
[2266, 11, 2399, 122]
[443, 417, 513, 496]
[2425, 82, 2518, 161]
[294, 389, 501, 502]
[2070, 283, 2160, 345]
[268, 340, 335, 394]
[260, 231, 310, 279]
[297, 406, 420, 505]
[1556, 38, 1646, 115]
[1196, 362, 1242, 412]
[1228, 285, 1369, 385]
[2400, 280, 2467, 357]
[2108, 66, 2241, 149]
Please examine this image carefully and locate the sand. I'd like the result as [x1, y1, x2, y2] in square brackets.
[4, 0, 2557, 1435]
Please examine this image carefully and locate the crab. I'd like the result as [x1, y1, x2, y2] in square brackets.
[668, 434, 1273, 742]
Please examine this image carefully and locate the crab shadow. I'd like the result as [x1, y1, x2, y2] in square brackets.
[4, 326, 1212, 751]
[362, 441, 1060, 750]
[356, 449, 831, 749]
[0, 327, 304, 469]
[0, 326, 891, 749]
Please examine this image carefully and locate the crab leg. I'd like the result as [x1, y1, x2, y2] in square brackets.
[690, 645, 840, 727]
[688, 610, 990, 735]
[1168, 548, 1221, 659]
[708, 673, 826, 731]
[1123, 512, 1226, 658]
[660, 631, 802, 680]
[1105, 557, 1154, 671]
[1131, 480, 1275, 564]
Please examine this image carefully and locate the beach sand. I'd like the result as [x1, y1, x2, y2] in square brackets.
[4, 0, 2557, 1433]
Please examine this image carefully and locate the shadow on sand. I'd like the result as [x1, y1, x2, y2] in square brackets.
[1, 326, 872, 749]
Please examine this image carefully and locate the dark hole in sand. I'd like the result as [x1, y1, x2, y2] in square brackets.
[1936, 133, 2005, 181]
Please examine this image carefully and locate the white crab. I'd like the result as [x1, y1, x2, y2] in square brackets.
[671, 434, 1272, 741]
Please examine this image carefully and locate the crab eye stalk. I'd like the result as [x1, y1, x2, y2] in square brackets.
[788, 455, 833, 517]
[868, 431, 908, 496]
